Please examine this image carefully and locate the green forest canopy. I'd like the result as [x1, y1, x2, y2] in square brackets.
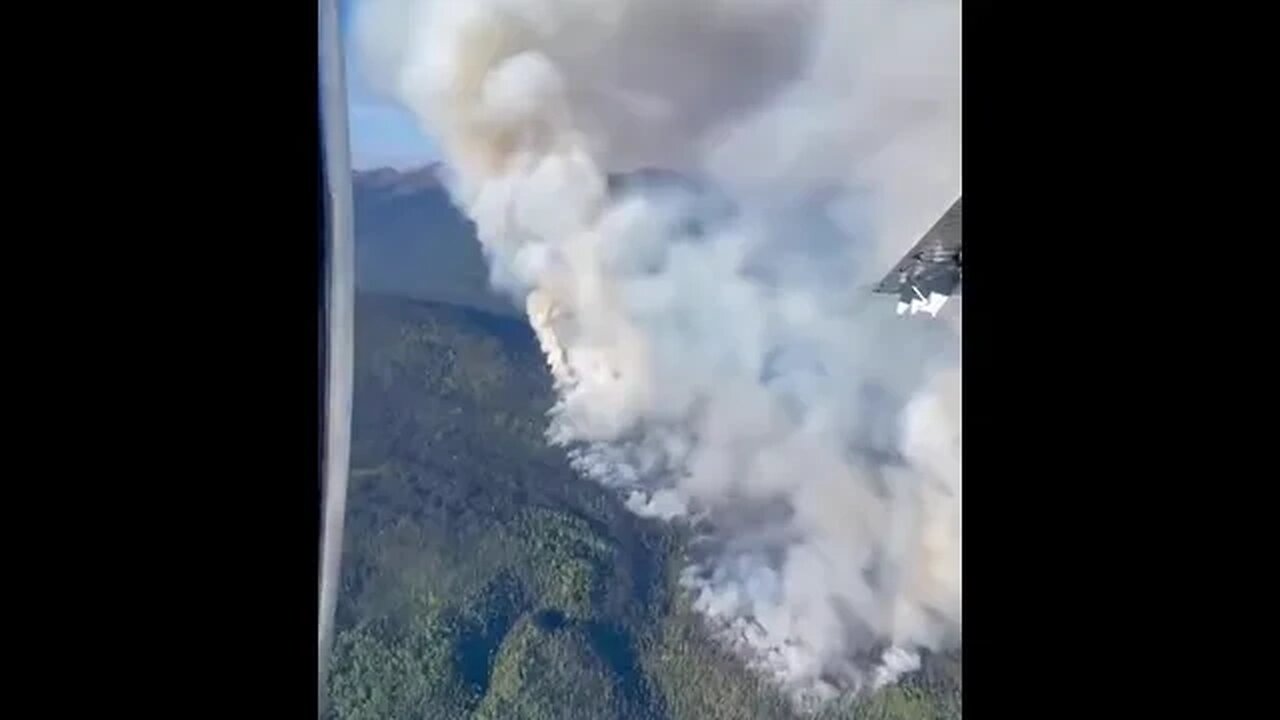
[324, 293, 961, 720]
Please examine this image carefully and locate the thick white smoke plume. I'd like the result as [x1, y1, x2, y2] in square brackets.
[356, 0, 960, 703]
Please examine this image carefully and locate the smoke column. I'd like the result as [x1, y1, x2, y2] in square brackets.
[356, 0, 960, 703]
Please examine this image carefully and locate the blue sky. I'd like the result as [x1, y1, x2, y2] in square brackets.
[341, 0, 440, 169]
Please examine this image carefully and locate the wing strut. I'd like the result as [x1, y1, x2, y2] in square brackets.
[318, 0, 355, 711]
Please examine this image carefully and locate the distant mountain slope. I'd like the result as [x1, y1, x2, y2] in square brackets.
[352, 165, 731, 319]
[354, 166, 519, 317]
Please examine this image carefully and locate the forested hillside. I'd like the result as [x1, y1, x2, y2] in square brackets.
[323, 292, 961, 720]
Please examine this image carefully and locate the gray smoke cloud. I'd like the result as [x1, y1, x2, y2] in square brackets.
[355, 0, 961, 703]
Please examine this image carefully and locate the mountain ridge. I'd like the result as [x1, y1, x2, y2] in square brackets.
[353, 164, 519, 318]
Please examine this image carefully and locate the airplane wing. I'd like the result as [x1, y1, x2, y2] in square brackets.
[873, 197, 962, 304]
